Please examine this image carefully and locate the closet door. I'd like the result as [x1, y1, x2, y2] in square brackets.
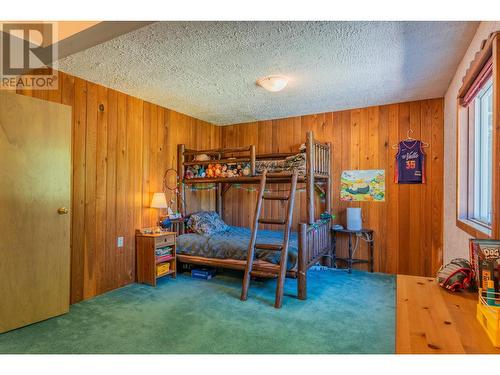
[0, 91, 71, 333]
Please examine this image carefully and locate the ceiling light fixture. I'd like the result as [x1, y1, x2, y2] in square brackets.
[256, 75, 289, 92]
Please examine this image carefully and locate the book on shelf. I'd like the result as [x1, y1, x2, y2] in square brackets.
[155, 246, 172, 257]
[156, 254, 174, 263]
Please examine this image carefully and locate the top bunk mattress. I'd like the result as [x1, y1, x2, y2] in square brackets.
[177, 226, 298, 270]
[255, 152, 306, 175]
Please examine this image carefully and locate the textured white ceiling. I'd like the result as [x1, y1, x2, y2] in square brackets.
[57, 21, 478, 125]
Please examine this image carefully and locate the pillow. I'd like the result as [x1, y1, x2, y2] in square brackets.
[187, 211, 230, 236]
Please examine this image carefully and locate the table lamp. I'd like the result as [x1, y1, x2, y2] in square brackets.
[150, 192, 168, 224]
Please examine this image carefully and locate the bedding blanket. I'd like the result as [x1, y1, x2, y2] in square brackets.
[255, 152, 306, 175]
[177, 226, 298, 270]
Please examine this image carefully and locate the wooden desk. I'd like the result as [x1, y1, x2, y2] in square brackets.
[396, 274, 500, 354]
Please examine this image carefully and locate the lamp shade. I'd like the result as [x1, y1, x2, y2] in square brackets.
[150, 192, 168, 209]
[256, 75, 289, 92]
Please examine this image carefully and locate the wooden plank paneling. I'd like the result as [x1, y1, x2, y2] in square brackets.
[377, 106, 389, 273]
[222, 99, 444, 276]
[125, 96, 142, 286]
[149, 104, 159, 225]
[105, 89, 118, 293]
[95, 85, 108, 295]
[16, 70, 220, 303]
[16, 67, 444, 302]
[408, 101, 422, 276]
[431, 99, 445, 275]
[397, 102, 411, 275]
[83, 82, 98, 299]
[385, 104, 399, 274]
[115, 91, 128, 289]
[421, 100, 433, 276]
[142, 102, 152, 228]
[70, 77, 86, 303]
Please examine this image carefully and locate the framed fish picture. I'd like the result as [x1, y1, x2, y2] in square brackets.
[340, 170, 385, 202]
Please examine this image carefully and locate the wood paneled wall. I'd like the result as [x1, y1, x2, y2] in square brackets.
[221, 99, 444, 276]
[17, 70, 220, 303]
[16, 68, 443, 301]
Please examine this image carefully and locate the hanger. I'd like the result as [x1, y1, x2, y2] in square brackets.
[391, 128, 430, 149]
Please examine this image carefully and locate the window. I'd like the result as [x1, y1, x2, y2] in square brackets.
[471, 78, 493, 226]
[457, 51, 495, 237]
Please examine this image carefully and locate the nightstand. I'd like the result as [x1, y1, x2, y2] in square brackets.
[331, 228, 374, 273]
[136, 230, 177, 286]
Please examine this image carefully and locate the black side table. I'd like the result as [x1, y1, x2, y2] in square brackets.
[332, 228, 374, 273]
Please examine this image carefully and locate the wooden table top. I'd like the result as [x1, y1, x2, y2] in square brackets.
[396, 274, 500, 354]
[331, 228, 373, 234]
[135, 230, 176, 237]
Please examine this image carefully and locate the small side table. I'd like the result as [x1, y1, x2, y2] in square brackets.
[332, 228, 374, 273]
[136, 230, 177, 286]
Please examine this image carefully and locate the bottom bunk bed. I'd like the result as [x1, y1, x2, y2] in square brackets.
[175, 131, 332, 302]
[176, 213, 331, 300]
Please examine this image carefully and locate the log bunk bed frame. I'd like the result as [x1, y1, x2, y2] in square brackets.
[176, 131, 332, 300]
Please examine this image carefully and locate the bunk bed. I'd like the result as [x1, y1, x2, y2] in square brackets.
[176, 131, 332, 300]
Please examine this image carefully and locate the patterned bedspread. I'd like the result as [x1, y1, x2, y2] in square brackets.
[177, 226, 298, 270]
[255, 152, 306, 175]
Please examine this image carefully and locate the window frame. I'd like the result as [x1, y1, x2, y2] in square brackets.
[472, 79, 493, 225]
[456, 32, 500, 239]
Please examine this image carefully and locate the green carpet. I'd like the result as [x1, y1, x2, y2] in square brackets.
[0, 268, 395, 354]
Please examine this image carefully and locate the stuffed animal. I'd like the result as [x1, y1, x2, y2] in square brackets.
[193, 164, 200, 177]
[242, 164, 251, 176]
[214, 163, 222, 177]
[185, 169, 195, 179]
[198, 166, 206, 178]
[194, 153, 211, 162]
[205, 164, 214, 178]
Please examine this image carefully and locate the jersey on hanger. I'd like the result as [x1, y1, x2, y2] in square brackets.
[394, 140, 425, 184]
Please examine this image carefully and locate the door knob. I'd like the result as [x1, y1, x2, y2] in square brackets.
[57, 207, 69, 215]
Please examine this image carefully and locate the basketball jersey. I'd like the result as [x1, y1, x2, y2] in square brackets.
[394, 140, 425, 184]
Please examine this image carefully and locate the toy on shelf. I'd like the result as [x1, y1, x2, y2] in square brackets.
[477, 286, 500, 347]
[487, 280, 498, 306]
[194, 153, 210, 162]
[470, 239, 500, 292]
[214, 163, 222, 177]
[184, 160, 251, 180]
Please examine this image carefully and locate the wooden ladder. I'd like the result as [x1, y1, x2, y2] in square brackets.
[240, 169, 299, 308]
